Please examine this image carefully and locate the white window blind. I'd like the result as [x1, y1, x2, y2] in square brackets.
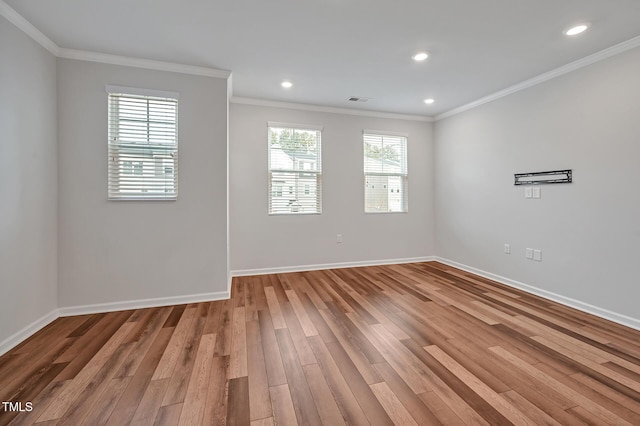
[364, 132, 408, 213]
[268, 123, 322, 214]
[107, 90, 178, 200]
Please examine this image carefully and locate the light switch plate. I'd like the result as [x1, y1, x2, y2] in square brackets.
[525, 187, 533, 199]
[533, 249, 542, 261]
[532, 187, 541, 199]
[526, 248, 533, 259]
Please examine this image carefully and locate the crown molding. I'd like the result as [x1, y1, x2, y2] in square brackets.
[1, 1, 230, 79]
[436, 35, 640, 121]
[58, 48, 231, 79]
[231, 97, 434, 122]
[0, 0, 59, 55]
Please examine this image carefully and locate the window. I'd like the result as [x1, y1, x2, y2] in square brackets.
[364, 132, 408, 213]
[107, 85, 178, 200]
[268, 122, 322, 214]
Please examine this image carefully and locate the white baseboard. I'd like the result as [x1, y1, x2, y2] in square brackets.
[0, 309, 60, 356]
[231, 256, 435, 277]
[434, 257, 640, 332]
[58, 290, 230, 317]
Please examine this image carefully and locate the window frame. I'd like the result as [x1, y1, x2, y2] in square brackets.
[267, 122, 323, 215]
[363, 130, 409, 214]
[106, 85, 179, 201]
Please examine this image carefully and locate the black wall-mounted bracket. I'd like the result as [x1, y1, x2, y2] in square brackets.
[514, 169, 572, 185]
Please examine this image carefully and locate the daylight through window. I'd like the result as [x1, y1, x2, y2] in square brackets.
[108, 89, 178, 200]
[268, 123, 322, 214]
[364, 132, 408, 213]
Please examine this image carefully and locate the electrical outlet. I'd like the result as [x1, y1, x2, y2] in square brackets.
[526, 248, 533, 259]
[336, 234, 342, 244]
[533, 249, 542, 261]
[504, 244, 511, 254]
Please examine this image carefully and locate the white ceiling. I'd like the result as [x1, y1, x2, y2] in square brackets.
[5, 0, 640, 117]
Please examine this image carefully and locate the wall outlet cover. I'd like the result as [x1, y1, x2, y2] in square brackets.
[533, 187, 541, 199]
[533, 249, 542, 261]
[526, 248, 533, 259]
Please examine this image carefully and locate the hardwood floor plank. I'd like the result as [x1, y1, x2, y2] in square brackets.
[36, 321, 136, 422]
[425, 344, 537, 426]
[490, 345, 634, 425]
[130, 379, 170, 426]
[264, 286, 287, 330]
[370, 381, 418, 426]
[152, 307, 197, 380]
[307, 335, 370, 425]
[105, 326, 174, 426]
[303, 363, 346, 426]
[257, 309, 288, 387]
[116, 306, 173, 378]
[325, 339, 394, 425]
[417, 391, 465, 425]
[320, 307, 383, 385]
[227, 376, 250, 426]
[229, 306, 248, 379]
[2, 262, 639, 425]
[54, 341, 137, 425]
[161, 314, 206, 405]
[177, 333, 216, 425]
[154, 403, 182, 425]
[202, 356, 230, 425]
[247, 320, 273, 421]
[285, 289, 319, 337]
[213, 298, 233, 357]
[55, 310, 133, 379]
[269, 384, 299, 426]
[374, 361, 442, 425]
[275, 329, 322, 426]
[81, 376, 132, 425]
[251, 417, 275, 426]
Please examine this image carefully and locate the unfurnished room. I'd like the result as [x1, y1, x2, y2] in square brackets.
[1, 0, 640, 424]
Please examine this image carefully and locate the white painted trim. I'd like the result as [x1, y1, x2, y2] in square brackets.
[363, 129, 409, 138]
[434, 257, 640, 332]
[231, 256, 434, 277]
[0, 309, 60, 356]
[232, 97, 433, 122]
[436, 35, 640, 120]
[268, 121, 324, 131]
[0, 0, 59, 55]
[105, 84, 180, 100]
[58, 290, 230, 317]
[59, 48, 230, 79]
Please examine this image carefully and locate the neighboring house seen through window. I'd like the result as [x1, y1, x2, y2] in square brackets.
[364, 132, 408, 213]
[107, 86, 178, 200]
[268, 123, 322, 214]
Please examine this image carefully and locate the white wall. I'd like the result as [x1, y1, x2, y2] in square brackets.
[57, 59, 229, 308]
[0, 16, 58, 344]
[230, 103, 435, 271]
[435, 46, 640, 321]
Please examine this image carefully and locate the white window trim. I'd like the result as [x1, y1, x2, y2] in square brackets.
[107, 87, 179, 201]
[363, 131, 409, 214]
[105, 84, 180, 100]
[267, 122, 323, 215]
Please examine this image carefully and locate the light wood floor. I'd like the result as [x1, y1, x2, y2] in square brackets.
[1, 262, 640, 425]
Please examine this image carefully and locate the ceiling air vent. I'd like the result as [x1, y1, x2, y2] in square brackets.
[348, 97, 370, 102]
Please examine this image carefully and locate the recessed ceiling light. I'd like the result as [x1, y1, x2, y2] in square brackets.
[281, 81, 293, 89]
[564, 24, 589, 36]
[424, 98, 435, 104]
[412, 52, 429, 62]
